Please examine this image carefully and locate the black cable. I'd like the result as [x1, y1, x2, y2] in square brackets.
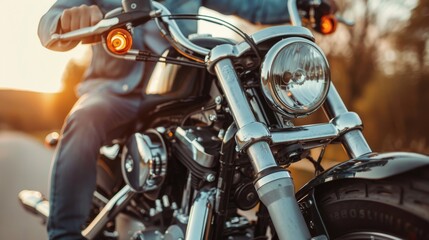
[180, 101, 217, 126]
[306, 138, 336, 175]
[135, 50, 206, 68]
[159, 14, 262, 68]
[306, 154, 325, 175]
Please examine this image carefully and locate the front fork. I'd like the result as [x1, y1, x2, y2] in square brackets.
[212, 58, 372, 239]
[213, 59, 311, 239]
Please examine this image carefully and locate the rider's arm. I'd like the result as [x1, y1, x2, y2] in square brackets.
[38, 0, 102, 51]
[202, 0, 291, 25]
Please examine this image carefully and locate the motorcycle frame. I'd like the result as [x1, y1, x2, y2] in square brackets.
[47, 0, 429, 239]
[89, 2, 369, 239]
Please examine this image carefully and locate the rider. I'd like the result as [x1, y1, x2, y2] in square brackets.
[39, 0, 292, 239]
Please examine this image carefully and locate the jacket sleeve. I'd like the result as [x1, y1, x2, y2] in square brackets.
[202, 0, 290, 25]
[38, 0, 95, 51]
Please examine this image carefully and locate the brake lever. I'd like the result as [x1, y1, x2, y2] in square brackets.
[50, 18, 120, 42]
[49, 10, 156, 43]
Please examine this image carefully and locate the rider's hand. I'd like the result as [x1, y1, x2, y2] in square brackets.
[60, 5, 103, 44]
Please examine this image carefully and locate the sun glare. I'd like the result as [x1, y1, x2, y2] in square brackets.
[0, 0, 87, 93]
[0, 3, 242, 94]
[0, 4, 232, 94]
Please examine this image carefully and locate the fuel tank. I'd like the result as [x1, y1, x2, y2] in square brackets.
[143, 36, 235, 100]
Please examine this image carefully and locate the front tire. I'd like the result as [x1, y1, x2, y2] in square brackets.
[316, 166, 429, 239]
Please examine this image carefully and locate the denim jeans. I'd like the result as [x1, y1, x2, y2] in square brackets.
[47, 88, 143, 240]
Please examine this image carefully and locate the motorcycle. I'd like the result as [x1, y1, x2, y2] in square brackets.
[18, 0, 429, 239]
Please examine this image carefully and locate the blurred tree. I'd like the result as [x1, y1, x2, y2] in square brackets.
[351, 0, 429, 154]
[308, 0, 429, 157]
[319, 0, 415, 103]
[396, 0, 429, 71]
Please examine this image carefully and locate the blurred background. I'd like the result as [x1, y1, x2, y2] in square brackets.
[0, 0, 428, 239]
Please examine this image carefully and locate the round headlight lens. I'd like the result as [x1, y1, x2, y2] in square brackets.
[261, 38, 330, 117]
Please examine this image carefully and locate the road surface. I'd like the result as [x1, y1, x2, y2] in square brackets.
[0, 131, 51, 239]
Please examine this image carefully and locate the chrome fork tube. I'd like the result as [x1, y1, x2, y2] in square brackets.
[324, 82, 372, 158]
[185, 188, 216, 240]
[213, 59, 310, 239]
[214, 59, 277, 172]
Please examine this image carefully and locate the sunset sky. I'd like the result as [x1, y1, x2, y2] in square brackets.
[0, 0, 87, 93]
[0, 1, 234, 93]
[0, 0, 418, 94]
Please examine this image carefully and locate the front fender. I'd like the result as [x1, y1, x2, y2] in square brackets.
[296, 151, 429, 199]
[295, 152, 429, 237]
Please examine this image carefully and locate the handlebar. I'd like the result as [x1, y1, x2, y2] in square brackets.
[48, 1, 210, 62]
[48, 0, 341, 62]
[151, 2, 210, 59]
[288, 0, 303, 26]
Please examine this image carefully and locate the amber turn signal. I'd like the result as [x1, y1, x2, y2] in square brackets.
[106, 28, 133, 54]
[319, 15, 337, 35]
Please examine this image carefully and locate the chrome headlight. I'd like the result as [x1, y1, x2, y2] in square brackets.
[261, 37, 330, 118]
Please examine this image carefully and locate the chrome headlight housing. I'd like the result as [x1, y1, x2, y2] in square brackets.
[261, 37, 331, 118]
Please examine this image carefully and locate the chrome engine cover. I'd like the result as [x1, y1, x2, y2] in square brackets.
[174, 126, 220, 168]
[121, 129, 167, 192]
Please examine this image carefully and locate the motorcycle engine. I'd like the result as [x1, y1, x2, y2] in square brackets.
[121, 129, 167, 192]
[173, 126, 221, 186]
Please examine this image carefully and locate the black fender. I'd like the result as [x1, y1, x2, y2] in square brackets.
[295, 152, 429, 237]
[297, 152, 429, 197]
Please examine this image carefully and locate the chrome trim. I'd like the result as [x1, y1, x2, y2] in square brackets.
[35, 201, 50, 218]
[270, 120, 370, 159]
[18, 190, 50, 219]
[288, 0, 303, 26]
[180, 173, 193, 218]
[206, 44, 238, 74]
[174, 127, 216, 168]
[235, 122, 271, 152]
[93, 191, 109, 205]
[342, 131, 372, 159]
[208, 26, 315, 74]
[82, 186, 135, 239]
[323, 82, 349, 117]
[323, 83, 372, 158]
[50, 18, 119, 42]
[235, 26, 314, 55]
[145, 129, 168, 177]
[104, 7, 123, 18]
[250, 25, 314, 43]
[99, 144, 120, 160]
[121, 130, 167, 192]
[271, 123, 339, 145]
[256, 170, 311, 239]
[254, 171, 291, 190]
[185, 188, 216, 240]
[152, 2, 210, 57]
[247, 142, 282, 172]
[214, 59, 278, 172]
[260, 37, 331, 118]
[330, 112, 363, 134]
[270, 116, 366, 155]
[214, 59, 258, 129]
